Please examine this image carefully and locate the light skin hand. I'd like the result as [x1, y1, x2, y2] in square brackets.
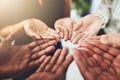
[73, 41, 120, 80]
[26, 48, 73, 80]
[0, 39, 57, 79]
[3, 19, 60, 43]
[54, 18, 76, 41]
[23, 19, 60, 41]
[98, 33, 120, 48]
[77, 33, 120, 48]
[71, 15, 104, 44]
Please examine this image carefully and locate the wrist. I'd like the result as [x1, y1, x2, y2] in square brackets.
[91, 14, 105, 28]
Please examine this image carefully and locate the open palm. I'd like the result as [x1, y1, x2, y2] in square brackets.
[27, 48, 73, 80]
[71, 15, 103, 44]
[0, 39, 57, 79]
[73, 41, 120, 80]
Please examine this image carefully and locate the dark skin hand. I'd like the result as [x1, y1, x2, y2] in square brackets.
[73, 41, 120, 80]
[26, 48, 73, 80]
[0, 39, 57, 79]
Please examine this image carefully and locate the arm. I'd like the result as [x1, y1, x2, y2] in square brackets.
[71, 0, 111, 44]
[93, 0, 111, 26]
[0, 19, 59, 43]
[0, 39, 57, 79]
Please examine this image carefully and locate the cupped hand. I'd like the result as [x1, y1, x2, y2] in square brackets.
[73, 41, 120, 80]
[54, 18, 76, 41]
[71, 15, 104, 44]
[0, 39, 57, 79]
[6, 19, 60, 42]
[26, 48, 73, 80]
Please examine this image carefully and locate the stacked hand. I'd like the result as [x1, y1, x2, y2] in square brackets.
[26, 48, 73, 80]
[0, 39, 57, 79]
[73, 41, 120, 80]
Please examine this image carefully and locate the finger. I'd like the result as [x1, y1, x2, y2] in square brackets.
[93, 54, 103, 64]
[56, 47, 68, 64]
[64, 28, 69, 41]
[75, 49, 96, 67]
[73, 48, 88, 73]
[108, 47, 120, 57]
[80, 34, 89, 40]
[45, 31, 60, 41]
[29, 55, 47, 67]
[41, 33, 56, 40]
[46, 28, 60, 38]
[32, 40, 57, 53]
[78, 39, 86, 47]
[88, 41, 110, 52]
[28, 39, 50, 49]
[73, 48, 96, 80]
[59, 28, 64, 39]
[35, 55, 47, 65]
[103, 53, 115, 62]
[44, 49, 61, 71]
[55, 25, 61, 33]
[48, 27, 59, 34]
[72, 33, 83, 44]
[67, 25, 73, 40]
[71, 32, 78, 41]
[58, 55, 73, 73]
[80, 41, 105, 56]
[51, 48, 69, 72]
[73, 20, 83, 31]
[31, 46, 55, 59]
[80, 48, 94, 57]
[88, 41, 120, 56]
[36, 56, 52, 72]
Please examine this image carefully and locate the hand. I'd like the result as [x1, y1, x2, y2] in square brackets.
[54, 18, 76, 41]
[26, 48, 73, 80]
[71, 15, 104, 44]
[73, 41, 120, 80]
[78, 33, 120, 48]
[98, 33, 120, 48]
[0, 39, 57, 79]
[6, 19, 60, 42]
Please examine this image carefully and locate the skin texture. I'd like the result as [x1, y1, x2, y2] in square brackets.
[26, 48, 73, 80]
[71, 15, 104, 44]
[54, 17, 76, 41]
[0, 18, 60, 42]
[77, 33, 120, 48]
[98, 33, 120, 48]
[0, 39, 57, 79]
[73, 41, 120, 80]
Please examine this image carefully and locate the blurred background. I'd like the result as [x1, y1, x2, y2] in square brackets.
[70, 0, 101, 21]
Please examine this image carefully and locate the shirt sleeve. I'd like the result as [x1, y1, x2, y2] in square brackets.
[92, 0, 111, 26]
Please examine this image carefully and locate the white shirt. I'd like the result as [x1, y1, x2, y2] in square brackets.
[93, 0, 120, 34]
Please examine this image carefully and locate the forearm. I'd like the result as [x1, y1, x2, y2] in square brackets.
[92, 0, 110, 26]
[0, 22, 25, 42]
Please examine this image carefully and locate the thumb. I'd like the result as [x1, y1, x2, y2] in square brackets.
[58, 55, 73, 73]
[23, 23, 41, 40]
